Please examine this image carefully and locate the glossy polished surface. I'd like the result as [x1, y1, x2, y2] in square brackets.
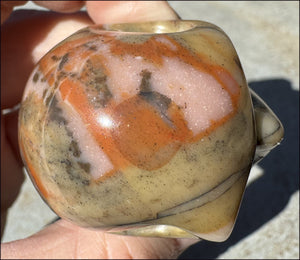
[18, 20, 281, 241]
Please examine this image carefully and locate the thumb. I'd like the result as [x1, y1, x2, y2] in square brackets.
[1, 219, 198, 259]
[86, 0, 179, 24]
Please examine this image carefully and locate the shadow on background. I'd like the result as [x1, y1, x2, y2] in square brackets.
[179, 79, 299, 259]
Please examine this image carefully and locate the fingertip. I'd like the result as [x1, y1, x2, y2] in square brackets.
[86, 1, 179, 24]
[33, 1, 85, 13]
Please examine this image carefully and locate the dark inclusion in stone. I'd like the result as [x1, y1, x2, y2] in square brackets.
[69, 140, 81, 157]
[77, 161, 91, 173]
[58, 53, 69, 70]
[60, 159, 90, 185]
[138, 70, 174, 127]
[48, 96, 68, 125]
[83, 41, 98, 51]
[51, 55, 60, 61]
[80, 59, 113, 108]
[32, 72, 40, 83]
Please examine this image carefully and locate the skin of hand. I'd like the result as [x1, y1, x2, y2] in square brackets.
[1, 1, 198, 259]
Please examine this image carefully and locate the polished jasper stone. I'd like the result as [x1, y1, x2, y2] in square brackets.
[19, 20, 257, 242]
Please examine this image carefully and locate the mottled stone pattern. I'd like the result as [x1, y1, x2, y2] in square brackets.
[19, 20, 256, 241]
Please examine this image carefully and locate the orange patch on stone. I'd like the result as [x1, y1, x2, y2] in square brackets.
[111, 96, 193, 171]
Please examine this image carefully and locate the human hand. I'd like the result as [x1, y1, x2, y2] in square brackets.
[1, 1, 197, 258]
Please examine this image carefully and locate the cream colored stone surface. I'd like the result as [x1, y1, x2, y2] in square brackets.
[2, 1, 299, 259]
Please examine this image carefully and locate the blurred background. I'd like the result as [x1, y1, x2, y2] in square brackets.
[2, 1, 299, 259]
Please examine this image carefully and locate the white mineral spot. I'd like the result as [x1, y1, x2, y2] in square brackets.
[97, 114, 114, 129]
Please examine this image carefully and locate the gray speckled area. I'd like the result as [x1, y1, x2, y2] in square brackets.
[2, 1, 299, 259]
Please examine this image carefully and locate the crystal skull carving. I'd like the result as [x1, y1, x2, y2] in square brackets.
[18, 20, 284, 241]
